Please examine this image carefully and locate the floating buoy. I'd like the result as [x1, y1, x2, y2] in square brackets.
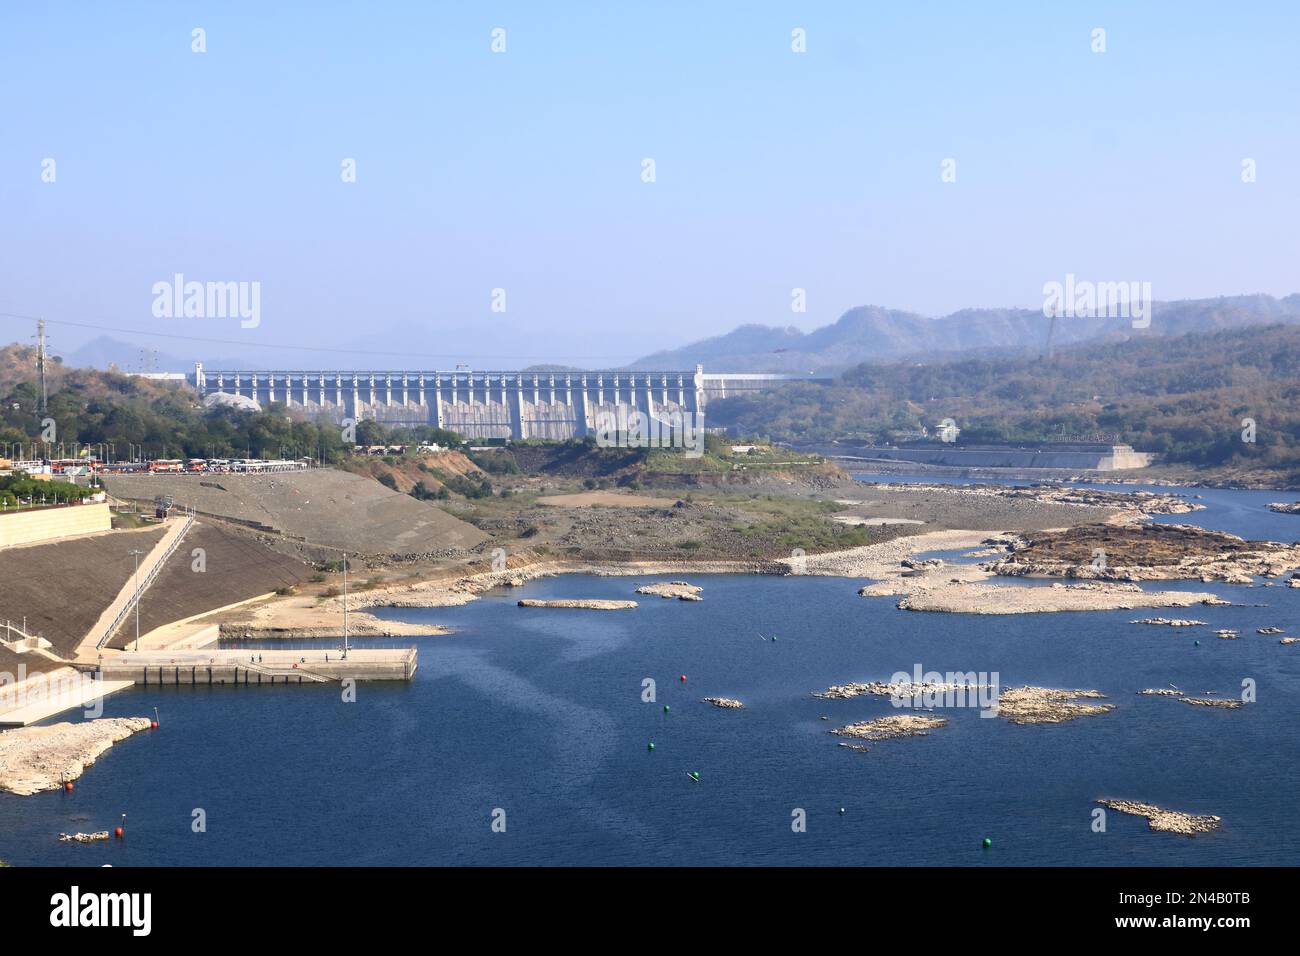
[150, 721, 158, 729]
[982, 837, 992, 848]
[647, 742, 655, 751]
[687, 771, 700, 782]
[679, 675, 686, 682]
[64, 781, 74, 792]
[1194, 640, 1201, 646]
[839, 807, 845, 815]
[114, 827, 124, 839]
[663, 705, 670, 713]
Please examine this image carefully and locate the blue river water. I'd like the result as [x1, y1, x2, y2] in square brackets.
[1, 479, 1298, 866]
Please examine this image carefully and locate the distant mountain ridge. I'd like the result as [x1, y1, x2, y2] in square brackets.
[630, 294, 1300, 373]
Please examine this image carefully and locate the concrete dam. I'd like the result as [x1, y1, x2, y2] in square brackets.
[190, 365, 821, 441]
[831, 443, 1153, 471]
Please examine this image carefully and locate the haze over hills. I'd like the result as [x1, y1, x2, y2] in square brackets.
[704, 321, 1300, 485]
[18, 293, 1300, 377]
[630, 294, 1300, 373]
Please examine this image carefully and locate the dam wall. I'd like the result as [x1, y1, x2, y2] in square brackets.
[0, 502, 111, 549]
[843, 443, 1153, 471]
[193, 365, 707, 442]
[190, 364, 829, 441]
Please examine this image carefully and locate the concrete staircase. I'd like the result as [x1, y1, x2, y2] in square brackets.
[83, 513, 195, 654]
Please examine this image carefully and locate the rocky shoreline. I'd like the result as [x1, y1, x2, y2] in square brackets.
[0, 718, 153, 796]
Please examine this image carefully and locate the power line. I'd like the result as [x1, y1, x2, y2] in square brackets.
[0, 311, 643, 364]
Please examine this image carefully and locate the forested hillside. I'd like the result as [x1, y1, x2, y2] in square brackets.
[706, 324, 1300, 478]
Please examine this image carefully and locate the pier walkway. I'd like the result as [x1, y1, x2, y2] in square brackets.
[85, 647, 417, 685]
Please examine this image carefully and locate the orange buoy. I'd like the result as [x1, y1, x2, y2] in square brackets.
[64, 781, 74, 792]
[150, 721, 158, 729]
[114, 826, 124, 839]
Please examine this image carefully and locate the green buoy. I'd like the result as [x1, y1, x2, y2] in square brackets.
[982, 838, 992, 848]
[688, 771, 700, 782]
[1194, 640, 1201, 646]
[663, 705, 670, 713]
[647, 742, 655, 751]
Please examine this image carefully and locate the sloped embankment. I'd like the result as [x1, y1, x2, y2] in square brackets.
[102, 470, 488, 558]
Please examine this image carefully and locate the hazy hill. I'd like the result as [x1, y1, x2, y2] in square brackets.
[632, 294, 1300, 373]
[705, 322, 1300, 482]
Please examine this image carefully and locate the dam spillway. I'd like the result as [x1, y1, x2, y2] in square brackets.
[192, 364, 707, 440]
[189, 364, 827, 441]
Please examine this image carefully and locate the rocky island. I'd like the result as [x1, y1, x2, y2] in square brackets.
[1096, 799, 1222, 836]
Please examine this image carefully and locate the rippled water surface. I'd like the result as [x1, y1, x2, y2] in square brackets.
[2, 481, 1296, 866]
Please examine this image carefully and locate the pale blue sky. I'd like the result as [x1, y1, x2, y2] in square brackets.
[2, 1, 1297, 366]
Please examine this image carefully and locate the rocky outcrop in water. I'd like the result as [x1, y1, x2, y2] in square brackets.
[702, 697, 744, 709]
[0, 718, 153, 796]
[1130, 618, 1206, 627]
[636, 581, 703, 600]
[1266, 502, 1300, 514]
[58, 831, 110, 843]
[991, 523, 1300, 584]
[1179, 697, 1242, 709]
[893, 581, 1222, 614]
[997, 686, 1115, 724]
[1096, 799, 1221, 836]
[830, 714, 947, 743]
[517, 599, 637, 610]
[813, 679, 990, 701]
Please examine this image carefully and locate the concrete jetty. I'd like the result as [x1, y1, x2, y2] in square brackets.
[0, 667, 134, 727]
[87, 647, 417, 685]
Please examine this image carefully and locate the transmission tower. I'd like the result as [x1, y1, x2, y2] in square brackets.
[35, 319, 48, 414]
